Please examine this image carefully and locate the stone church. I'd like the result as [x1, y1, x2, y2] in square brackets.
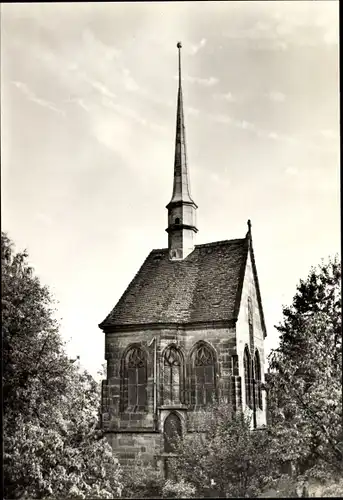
[99, 43, 267, 469]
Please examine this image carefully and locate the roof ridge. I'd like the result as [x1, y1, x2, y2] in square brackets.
[149, 238, 246, 254]
[195, 238, 245, 248]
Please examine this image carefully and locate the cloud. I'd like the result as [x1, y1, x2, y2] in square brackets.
[189, 38, 207, 55]
[323, 28, 338, 46]
[238, 120, 256, 131]
[79, 75, 117, 100]
[82, 28, 122, 63]
[252, 40, 288, 52]
[215, 92, 236, 102]
[65, 97, 91, 112]
[122, 68, 140, 92]
[102, 97, 147, 127]
[268, 131, 279, 140]
[182, 75, 219, 87]
[222, 92, 236, 102]
[321, 129, 338, 140]
[186, 106, 200, 117]
[208, 112, 304, 146]
[12, 81, 65, 116]
[285, 167, 299, 176]
[222, 9, 337, 52]
[76, 98, 91, 112]
[210, 114, 233, 125]
[268, 91, 286, 102]
[210, 172, 220, 183]
[35, 212, 53, 225]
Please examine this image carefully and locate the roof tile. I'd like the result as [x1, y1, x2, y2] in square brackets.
[99, 238, 248, 328]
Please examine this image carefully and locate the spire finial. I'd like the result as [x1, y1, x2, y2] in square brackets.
[177, 41, 182, 86]
[247, 219, 252, 232]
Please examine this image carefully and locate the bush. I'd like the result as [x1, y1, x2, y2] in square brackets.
[121, 455, 165, 498]
[166, 403, 278, 498]
[161, 479, 196, 498]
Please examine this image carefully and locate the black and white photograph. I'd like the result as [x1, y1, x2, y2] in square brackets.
[1, 1, 341, 498]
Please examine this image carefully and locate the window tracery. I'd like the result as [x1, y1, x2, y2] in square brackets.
[244, 346, 252, 409]
[122, 346, 147, 411]
[254, 350, 263, 410]
[163, 345, 183, 404]
[191, 343, 216, 406]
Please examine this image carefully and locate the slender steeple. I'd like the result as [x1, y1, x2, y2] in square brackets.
[166, 42, 198, 260]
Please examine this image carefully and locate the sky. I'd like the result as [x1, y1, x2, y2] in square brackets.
[1, 1, 340, 378]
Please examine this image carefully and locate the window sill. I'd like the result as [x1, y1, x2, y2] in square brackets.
[121, 408, 148, 414]
[159, 404, 189, 410]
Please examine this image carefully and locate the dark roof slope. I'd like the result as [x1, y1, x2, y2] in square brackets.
[99, 238, 249, 329]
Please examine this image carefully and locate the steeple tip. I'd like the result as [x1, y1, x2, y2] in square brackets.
[177, 41, 182, 49]
[246, 219, 252, 238]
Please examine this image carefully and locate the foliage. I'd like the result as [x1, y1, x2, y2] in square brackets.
[2, 232, 122, 499]
[167, 403, 277, 498]
[259, 475, 343, 498]
[121, 455, 165, 499]
[161, 479, 196, 498]
[267, 256, 342, 478]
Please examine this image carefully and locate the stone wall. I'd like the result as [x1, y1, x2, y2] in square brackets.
[105, 431, 161, 466]
[236, 247, 267, 427]
[102, 324, 243, 462]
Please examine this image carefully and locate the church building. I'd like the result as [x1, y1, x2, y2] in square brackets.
[99, 43, 267, 468]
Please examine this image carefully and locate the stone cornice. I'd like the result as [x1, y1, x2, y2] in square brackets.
[165, 223, 198, 234]
[101, 318, 237, 334]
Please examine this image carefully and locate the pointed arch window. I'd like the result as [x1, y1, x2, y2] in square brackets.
[248, 297, 254, 350]
[254, 350, 263, 410]
[122, 346, 147, 412]
[244, 346, 252, 409]
[163, 346, 183, 405]
[191, 343, 216, 407]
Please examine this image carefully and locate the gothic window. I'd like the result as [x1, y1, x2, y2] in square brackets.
[175, 217, 180, 225]
[231, 354, 239, 376]
[254, 350, 263, 410]
[248, 297, 254, 350]
[122, 346, 147, 411]
[164, 412, 182, 453]
[244, 346, 252, 409]
[163, 346, 183, 405]
[191, 343, 216, 407]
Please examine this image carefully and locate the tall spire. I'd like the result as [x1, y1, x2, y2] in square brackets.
[168, 41, 195, 205]
[166, 42, 198, 261]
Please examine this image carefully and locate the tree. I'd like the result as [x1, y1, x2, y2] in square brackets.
[167, 403, 277, 498]
[2, 232, 122, 499]
[267, 256, 342, 480]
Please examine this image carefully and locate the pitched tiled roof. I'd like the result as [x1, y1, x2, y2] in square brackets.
[99, 238, 250, 329]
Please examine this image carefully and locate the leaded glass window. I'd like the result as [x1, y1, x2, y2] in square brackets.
[192, 343, 216, 407]
[123, 346, 147, 411]
[248, 296, 254, 350]
[254, 350, 263, 410]
[163, 346, 182, 404]
[244, 346, 252, 409]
